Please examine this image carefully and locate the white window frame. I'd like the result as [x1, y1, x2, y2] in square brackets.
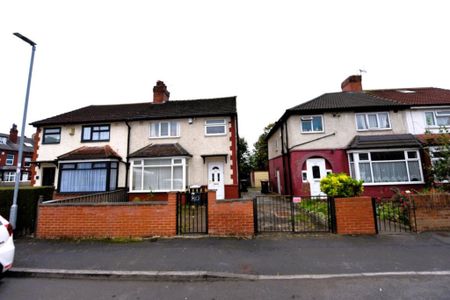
[21, 172, 29, 182]
[204, 119, 227, 136]
[347, 148, 424, 185]
[424, 110, 450, 128]
[130, 157, 187, 192]
[6, 154, 14, 166]
[0, 137, 7, 145]
[4, 171, 16, 182]
[300, 115, 324, 133]
[24, 157, 32, 167]
[355, 112, 391, 131]
[149, 121, 180, 139]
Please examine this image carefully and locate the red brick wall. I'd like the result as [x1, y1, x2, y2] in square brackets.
[225, 184, 239, 199]
[207, 191, 254, 237]
[128, 192, 169, 201]
[31, 128, 41, 186]
[334, 196, 376, 235]
[36, 193, 177, 239]
[411, 194, 450, 232]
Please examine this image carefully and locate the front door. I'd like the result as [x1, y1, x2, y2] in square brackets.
[306, 158, 327, 196]
[208, 163, 224, 200]
[42, 167, 56, 186]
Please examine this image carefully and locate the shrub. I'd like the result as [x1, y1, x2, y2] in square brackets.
[0, 186, 54, 235]
[320, 173, 364, 198]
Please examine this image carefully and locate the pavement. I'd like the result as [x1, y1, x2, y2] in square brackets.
[7, 231, 450, 281]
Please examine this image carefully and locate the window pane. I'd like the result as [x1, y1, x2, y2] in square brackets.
[371, 151, 404, 161]
[359, 153, 369, 161]
[61, 164, 76, 169]
[77, 163, 92, 169]
[206, 119, 225, 124]
[407, 151, 417, 159]
[100, 126, 109, 131]
[170, 121, 178, 136]
[425, 112, 435, 126]
[301, 120, 312, 132]
[436, 115, 450, 126]
[206, 125, 226, 134]
[45, 134, 60, 143]
[312, 116, 323, 131]
[372, 162, 408, 182]
[60, 169, 107, 192]
[349, 162, 355, 178]
[150, 123, 159, 137]
[160, 122, 169, 136]
[378, 113, 390, 128]
[408, 161, 422, 181]
[359, 162, 372, 182]
[173, 166, 183, 190]
[312, 166, 321, 179]
[93, 163, 107, 168]
[349, 153, 354, 162]
[144, 159, 171, 166]
[83, 127, 91, 140]
[109, 168, 117, 190]
[356, 115, 367, 130]
[132, 166, 142, 190]
[45, 128, 60, 134]
[144, 166, 171, 190]
[435, 110, 450, 115]
[111, 162, 118, 168]
[92, 132, 100, 140]
[367, 114, 378, 128]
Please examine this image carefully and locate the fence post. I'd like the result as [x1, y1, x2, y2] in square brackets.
[253, 197, 258, 235]
[328, 197, 337, 234]
[371, 197, 379, 234]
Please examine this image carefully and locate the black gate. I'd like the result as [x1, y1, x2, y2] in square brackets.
[373, 197, 416, 233]
[254, 195, 336, 233]
[176, 191, 208, 235]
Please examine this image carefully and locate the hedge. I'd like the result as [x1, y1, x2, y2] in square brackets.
[0, 187, 54, 235]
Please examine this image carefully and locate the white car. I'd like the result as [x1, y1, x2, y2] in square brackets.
[0, 215, 14, 275]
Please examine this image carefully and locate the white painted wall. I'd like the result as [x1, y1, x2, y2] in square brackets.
[405, 107, 450, 134]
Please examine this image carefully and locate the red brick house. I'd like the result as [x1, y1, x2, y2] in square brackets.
[0, 124, 34, 184]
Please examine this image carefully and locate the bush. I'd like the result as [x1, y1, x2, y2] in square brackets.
[320, 173, 364, 198]
[0, 186, 54, 235]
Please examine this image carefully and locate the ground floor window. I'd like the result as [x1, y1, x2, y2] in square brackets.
[348, 149, 423, 184]
[131, 158, 186, 192]
[58, 161, 118, 193]
[3, 171, 16, 182]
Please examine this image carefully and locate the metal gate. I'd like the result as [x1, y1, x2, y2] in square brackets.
[373, 197, 416, 233]
[176, 191, 208, 235]
[253, 195, 336, 233]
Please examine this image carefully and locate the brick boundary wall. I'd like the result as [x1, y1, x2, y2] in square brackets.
[207, 191, 254, 237]
[334, 196, 376, 235]
[36, 193, 177, 239]
[411, 194, 450, 232]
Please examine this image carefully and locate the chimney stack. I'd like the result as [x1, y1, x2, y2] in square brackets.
[153, 81, 170, 104]
[9, 124, 18, 144]
[341, 75, 362, 92]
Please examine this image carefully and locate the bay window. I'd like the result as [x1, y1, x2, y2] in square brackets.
[59, 161, 118, 193]
[348, 150, 423, 184]
[131, 158, 186, 192]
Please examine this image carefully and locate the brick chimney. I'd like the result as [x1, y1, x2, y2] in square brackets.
[153, 81, 170, 104]
[341, 75, 362, 92]
[9, 124, 18, 144]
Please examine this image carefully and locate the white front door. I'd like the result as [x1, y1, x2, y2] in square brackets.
[306, 158, 327, 196]
[208, 163, 224, 200]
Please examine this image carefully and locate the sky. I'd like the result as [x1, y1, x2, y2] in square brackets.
[1, 0, 450, 149]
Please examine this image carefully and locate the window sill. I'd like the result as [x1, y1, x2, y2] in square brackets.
[356, 128, 392, 132]
[148, 136, 180, 139]
[129, 189, 184, 193]
[362, 181, 424, 186]
[205, 134, 227, 137]
[81, 140, 110, 143]
[300, 131, 325, 134]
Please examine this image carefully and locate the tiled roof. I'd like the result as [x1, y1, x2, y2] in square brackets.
[31, 97, 237, 127]
[57, 145, 122, 161]
[287, 92, 406, 113]
[129, 143, 192, 158]
[347, 134, 422, 149]
[0, 133, 34, 153]
[415, 133, 449, 146]
[367, 88, 450, 106]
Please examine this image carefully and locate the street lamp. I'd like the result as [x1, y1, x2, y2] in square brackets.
[10, 33, 37, 229]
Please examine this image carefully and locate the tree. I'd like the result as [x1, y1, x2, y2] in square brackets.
[238, 137, 252, 181]
[423, 129, 450, 187]
[251, 123, 275, 171]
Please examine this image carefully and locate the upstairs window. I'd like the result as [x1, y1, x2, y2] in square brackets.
[6, 154, 14, 166]
[24, 157, 32, 167]
[0, 137, 6, 145]
[301, 115, 323, 133]
[356, 112, 391, 130]
[425, 110, 450, 127]
[43, 127, 61, 144]
[205, 119, 227, 136]
[150, 121, 180, 138]
[82, 125, 110, 142]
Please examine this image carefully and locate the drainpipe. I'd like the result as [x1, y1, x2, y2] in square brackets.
[280, 122, 289, 195]
[124, 120, 131, 190]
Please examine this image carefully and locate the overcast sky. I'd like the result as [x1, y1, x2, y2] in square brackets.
[1, 0, 450, 148]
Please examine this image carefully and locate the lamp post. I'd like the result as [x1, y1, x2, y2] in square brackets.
[10, 33, 37, 229]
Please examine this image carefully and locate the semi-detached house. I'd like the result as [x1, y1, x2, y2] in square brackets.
[30, 81, 239, 200]
[267, 75, 450, 198]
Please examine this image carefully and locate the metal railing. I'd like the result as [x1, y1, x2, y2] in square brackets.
[43, 189, 128, 205]
[373, 197, 415, 233]
[176, 191, 208, 234]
